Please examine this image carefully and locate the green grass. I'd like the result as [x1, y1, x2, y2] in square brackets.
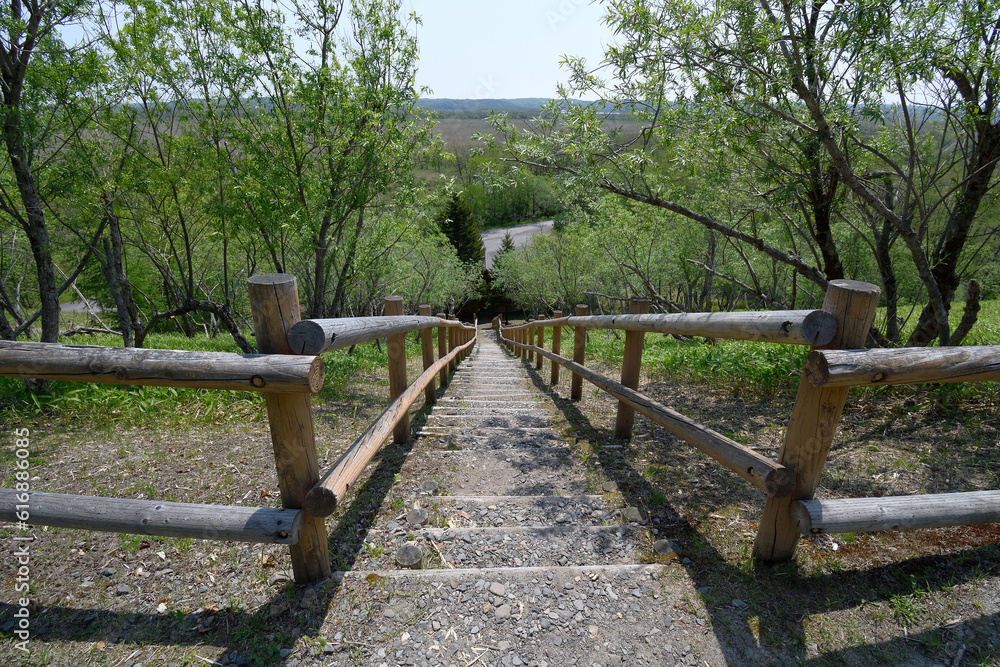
[585, 299, 1000, 396]
[587, 333, 807, 394]
[0, 329, 428, 429]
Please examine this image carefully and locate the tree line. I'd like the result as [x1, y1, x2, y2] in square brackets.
[486, 0, 1000, 347]
[0, 0, 483, 355]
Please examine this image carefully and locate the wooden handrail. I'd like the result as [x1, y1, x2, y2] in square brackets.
[288, 315, 476, 355]
[791, 491, 1000, 534]
[304, 334, 477, 517]
[502, 310, 836, 346]
[0, 340, 324, 393]
[0, 489, 303, 544]
[805, 345, 1000, 387]
[500, 333, 794, 497]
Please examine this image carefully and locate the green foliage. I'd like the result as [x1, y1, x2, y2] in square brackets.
[435, 193, 485, 265]
[587, 333, 808, 396]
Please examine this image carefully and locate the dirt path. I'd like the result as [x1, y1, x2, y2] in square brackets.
[312, 331, 733, 665]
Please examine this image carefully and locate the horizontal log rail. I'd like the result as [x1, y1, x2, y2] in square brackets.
[501, 310, 837, 346]
[0, 340, 324, 393]
[500, 329, 794, 497]
[304, 333, 478, 517]
[805, 345, 1000, 387]
[0, 489, 303, 544]
[791, 491, 1000, 534]
[288, 316, 476, 355]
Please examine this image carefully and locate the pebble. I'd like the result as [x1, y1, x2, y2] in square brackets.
[406, 508, 429, 525]
[115, 584, 131, 596]
[495, 603, 512, 620]
[98, 567, 117, 577]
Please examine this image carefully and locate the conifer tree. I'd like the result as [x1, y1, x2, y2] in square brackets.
[436, 193, 485, 264]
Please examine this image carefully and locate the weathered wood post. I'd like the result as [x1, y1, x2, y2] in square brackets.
[527, 320, 535, 363]
[535, 320, 545, 370]
[571, 304, 588, 400]
[615, 297, 649, 438]
[419, 305, 436, 405]
[550, 310, 562, 385]
[385, 296, 409, 444]
[754, 280, 880, 561]
[448, 315, 457, 373]
[247, 274, 331, 583]
[437, 313, 448, 388]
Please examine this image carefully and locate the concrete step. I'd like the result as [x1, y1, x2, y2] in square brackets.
[370, 494, 617, 532]
[393, 447, 589, 497]
[355, 524, 648, 570]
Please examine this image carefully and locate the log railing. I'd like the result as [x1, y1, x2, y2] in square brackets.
[0, 273, 477, 583]
[498, 280, 1000, 561]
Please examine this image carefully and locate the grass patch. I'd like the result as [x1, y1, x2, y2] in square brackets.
[0, 329, 428, 429]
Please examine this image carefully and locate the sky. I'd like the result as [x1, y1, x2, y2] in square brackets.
[401, 0, 614, 99]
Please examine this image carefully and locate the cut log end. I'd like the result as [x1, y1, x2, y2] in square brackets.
[303, 486, 338, 518]
[764, 466, 795, 498]
[308, 357, 326, 393]
[801, 310, 838, 347]
[287, 320, 328, 356]
[804, 350, 832, 387]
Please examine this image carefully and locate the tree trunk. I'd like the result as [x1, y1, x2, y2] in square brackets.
[906, 125, 1000, 346]
[5, 131, 59, 344]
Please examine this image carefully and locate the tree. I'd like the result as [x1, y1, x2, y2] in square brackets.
[0, 1, 104, 344]
[486, 0, 1000, 345]
[224, 0, 432, 319]
[498, 231, 516, 256]
[436, 193, 485, 265]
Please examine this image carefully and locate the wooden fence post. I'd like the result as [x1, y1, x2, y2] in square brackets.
[419, 305, 436, 405]
[437, 313, 448, 388]
[571, 304, 588, 400]
[527, 321, 535, 363]
[550, 310, 562, 385]
[754, 280, 880, 561]
[385, 296, 409, 444]
[535, 321, 545, 370]
[615, 297, 649, 439]
[247, 274, 331, 583]
[448, 315, 457, 373]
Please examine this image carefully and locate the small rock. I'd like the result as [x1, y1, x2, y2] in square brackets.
[278, 648, 292, 658]
[602, 481, 618, 492]
[732, 599, 748, 609]
[115, 584, 131, 596]
[489, 582, 506, 596]
[653, 540, 678, 557]
[395, 544, 422, 569]
[268, 573, 291, 587]
[406, 508, 429, 526]
[624, 506, 644, 523]
[98, 567, 117, 577]
[806, 643, 819, 657]
[420, 481, 439, 495]
[495, 603, 512, 620]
